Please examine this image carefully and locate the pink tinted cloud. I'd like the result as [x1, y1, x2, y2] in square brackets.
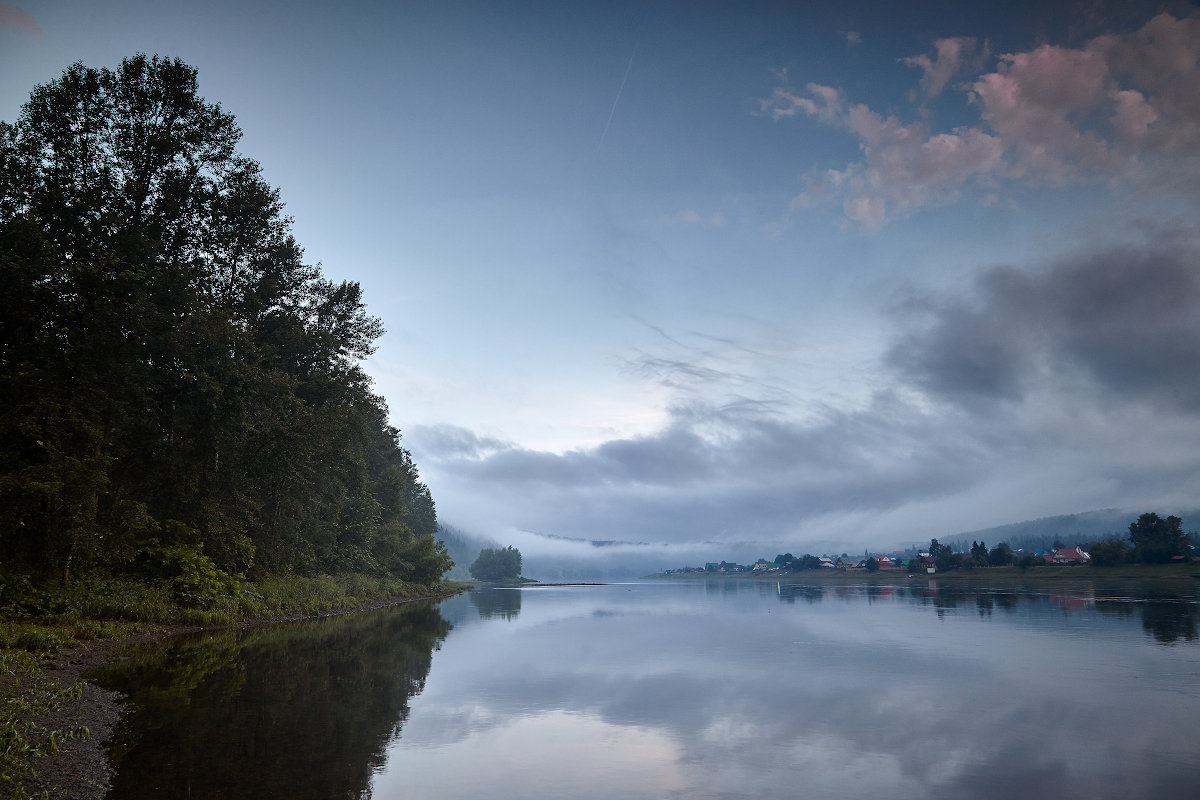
[765, 13, 1200, 226]
[902, 37, 983, 98]
[768, 86, 1004, 227]
[760, 83, 842, 122]
[0, 2, 43, 38]
[970, 42, 1131, 182]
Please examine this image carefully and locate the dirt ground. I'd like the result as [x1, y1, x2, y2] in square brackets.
[9, 625, 195, 799]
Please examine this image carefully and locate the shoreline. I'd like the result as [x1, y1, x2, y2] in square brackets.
[7, 591, 459, 800]
[646, 564, 1200, 582]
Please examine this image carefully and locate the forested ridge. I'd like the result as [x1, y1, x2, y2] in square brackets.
[0, 55, 449, 608]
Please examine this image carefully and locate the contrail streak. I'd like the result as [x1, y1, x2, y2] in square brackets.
[600, 48, 636, 147]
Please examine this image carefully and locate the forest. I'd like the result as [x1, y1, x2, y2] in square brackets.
[0, 55, 450, 611]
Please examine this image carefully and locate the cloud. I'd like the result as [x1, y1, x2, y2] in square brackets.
[0, 2, 42, 38]
[889, 234, 1200, 412]
[902, 37, 985, 98]
[422, 231, 1200, 553]
[764, 13, 1200, 225]
[419, 390, 988, 549]
[408, 424, 513, 460]
[767, 83, 1007, 227]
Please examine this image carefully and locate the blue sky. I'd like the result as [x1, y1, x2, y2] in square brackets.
[4, 1, 1199, 560]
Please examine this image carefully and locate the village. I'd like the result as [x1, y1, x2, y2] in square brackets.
[659, 544, 1095, 576]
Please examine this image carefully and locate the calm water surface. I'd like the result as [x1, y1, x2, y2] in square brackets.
[96, 579, 1200, 799]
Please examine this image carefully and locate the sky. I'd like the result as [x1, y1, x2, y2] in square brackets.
[3, 0, 1199, 561]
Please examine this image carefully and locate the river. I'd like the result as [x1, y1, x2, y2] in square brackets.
[95, 577, 1200, 798]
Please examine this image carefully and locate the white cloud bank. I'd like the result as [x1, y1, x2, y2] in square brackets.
[411, 227, 1200, 553]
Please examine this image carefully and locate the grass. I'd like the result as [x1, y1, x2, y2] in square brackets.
[1, 645, 93, 799]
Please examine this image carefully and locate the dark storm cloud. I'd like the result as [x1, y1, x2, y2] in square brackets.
[891, 235, 1200, 411]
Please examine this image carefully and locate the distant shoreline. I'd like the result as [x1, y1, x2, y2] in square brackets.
[646, 564, 1200, 582]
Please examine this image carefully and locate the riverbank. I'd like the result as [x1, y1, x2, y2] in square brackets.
[648, 563, 1200, 582]
[1, 584, 466, 800]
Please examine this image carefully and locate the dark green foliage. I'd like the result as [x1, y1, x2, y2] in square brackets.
[794, 554, 823, 570]
[1128, 513, 1187, 564]
[864, 557, 880, 572]
[1089, 537, 1129, 567]
[469, 546, 522, 582]
[0, 55, 448, 603]
[987, 543, 1012, 566]
[773, 553, 795, 566]
[970, 540, 989, 566]
[929, 538, 960, 571]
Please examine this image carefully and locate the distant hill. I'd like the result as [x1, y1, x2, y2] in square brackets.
[436, 523, 497, 580]
[934, 508, 1200, 553]
[441, 508, 1200, 580]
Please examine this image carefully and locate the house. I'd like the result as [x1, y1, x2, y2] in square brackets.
[1050, 547, 1090, 565]
[753, 560, 772, 571]
[909, 556, 937, 572]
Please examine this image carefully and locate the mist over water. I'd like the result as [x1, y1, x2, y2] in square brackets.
[98, 579, 1200, 799]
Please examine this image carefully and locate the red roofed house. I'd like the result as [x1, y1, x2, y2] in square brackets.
[1050, 547, 1090, 565]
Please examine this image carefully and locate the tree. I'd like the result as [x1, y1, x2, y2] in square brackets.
[928, 539, 951, 560]
[970, 540, 989, 566]
[864, 557, 880, 572]
[929, 538, 959, 571]
[988, 543, 1012, 567]
[1089, 537, 1128, 567]
[795, 554, 822, 570]
[1128, 513, 1187, 564]
[774, 552, 795, 566]
[0, 55, 448, 593]
[469, 546, 522, 582]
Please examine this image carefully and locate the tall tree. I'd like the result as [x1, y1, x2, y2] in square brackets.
[0, 55, 448, 593]
[1128, 513, 1187, 564]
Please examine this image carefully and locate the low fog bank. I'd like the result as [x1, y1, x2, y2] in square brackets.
[439, 506, 1200, 581]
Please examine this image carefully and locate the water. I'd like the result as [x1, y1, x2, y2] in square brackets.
[95, 578, 1200, 799]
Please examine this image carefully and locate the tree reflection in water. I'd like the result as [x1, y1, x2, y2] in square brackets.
[469, 587, 522, 620]
[1096, 584, 1200, 644]
[94, 600, 451, 799]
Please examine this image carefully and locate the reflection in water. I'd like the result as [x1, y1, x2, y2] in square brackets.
[770, 578, 1200, 645]
[94, 600, 450, 799]
[469, 587, 522, 620]
[371, 580, 1200, 800]
[93, 579, 1200, 800]
[777, 582, 824, 604]
[1096, 584, 1200, 644]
